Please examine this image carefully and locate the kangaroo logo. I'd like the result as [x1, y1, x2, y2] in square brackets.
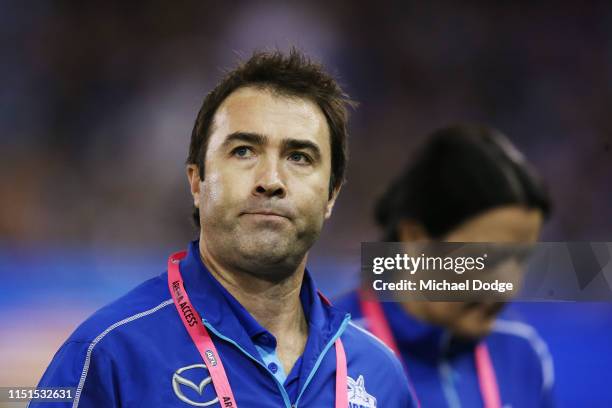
[347, 375, 376, 408]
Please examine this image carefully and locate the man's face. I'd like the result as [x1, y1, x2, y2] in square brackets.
[188, 86, 338, 280]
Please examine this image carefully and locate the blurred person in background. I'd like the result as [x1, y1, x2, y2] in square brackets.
[29, 49, 416, 408]
[336, 124, 554, 408]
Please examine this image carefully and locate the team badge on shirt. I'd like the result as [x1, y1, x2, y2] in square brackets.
[348, 375, 377, 408]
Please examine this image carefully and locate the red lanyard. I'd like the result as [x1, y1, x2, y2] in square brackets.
[167, 251, 348, 408]
[358, 290, 502, 408]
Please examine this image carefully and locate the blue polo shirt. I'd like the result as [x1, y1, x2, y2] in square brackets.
[31, 241, 416, 407]
[335, 290, 555, 408]
[206, 245, 317, 389]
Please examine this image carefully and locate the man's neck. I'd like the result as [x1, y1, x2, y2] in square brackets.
[199, 241, 309, 373]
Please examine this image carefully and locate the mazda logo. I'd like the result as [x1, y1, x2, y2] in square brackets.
[172, 364, 219, 406]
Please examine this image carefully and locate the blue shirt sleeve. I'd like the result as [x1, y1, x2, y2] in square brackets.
[29, 341, 118, 408]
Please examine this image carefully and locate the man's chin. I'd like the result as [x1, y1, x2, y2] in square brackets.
[245, 247, 292, 265]
[234, 240, 304, 277]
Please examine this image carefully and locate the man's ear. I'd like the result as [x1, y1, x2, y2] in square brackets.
[324, 185, 342, 219]
[186, 164, 202, 208]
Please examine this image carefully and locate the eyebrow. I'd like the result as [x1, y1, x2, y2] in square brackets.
[222, 132, 322, 162]
[221, 132, 268, 149]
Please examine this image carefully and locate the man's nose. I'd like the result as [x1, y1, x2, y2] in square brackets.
[253, 158, 287, 198]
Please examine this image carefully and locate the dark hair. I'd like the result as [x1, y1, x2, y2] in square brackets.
[375, 124, 552, 240]
[187, 48, 355, 228]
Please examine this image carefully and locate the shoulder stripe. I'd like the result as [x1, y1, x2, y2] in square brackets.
[72, 298, 174, 408]
[348, 321, 396, 356]
[492, 319, 554, 391]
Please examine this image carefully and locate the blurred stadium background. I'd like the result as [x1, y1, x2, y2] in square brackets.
[1, 1, 611, 406]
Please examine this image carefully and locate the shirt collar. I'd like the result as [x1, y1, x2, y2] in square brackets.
[176, 240, 346, 364]
[206, 248, 317, 347]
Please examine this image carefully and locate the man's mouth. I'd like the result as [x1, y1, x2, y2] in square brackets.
[241, 210, 290, 220]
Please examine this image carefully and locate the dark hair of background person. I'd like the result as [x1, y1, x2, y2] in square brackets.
[375, 124, 552, 241]
[187, 48, 356, 228]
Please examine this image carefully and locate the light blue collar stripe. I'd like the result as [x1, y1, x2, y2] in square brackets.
[294, 313, 351, 408]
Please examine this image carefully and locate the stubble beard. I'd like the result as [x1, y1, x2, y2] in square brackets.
[203, 215, 322, 283]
